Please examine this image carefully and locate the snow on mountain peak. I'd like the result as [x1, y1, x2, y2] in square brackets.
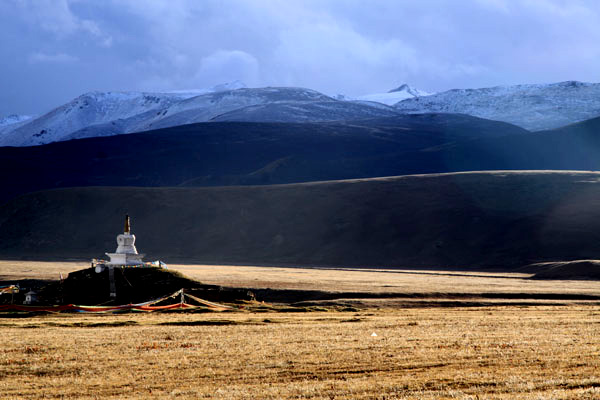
[0, 90, 191, 146]
[6, 79, 600, 147]
[0, 114, 33, 127]
[0, 85, 340, 146]
[389, 84, 410, 93]
[166, 80, 248, 96]
[394, 81, 600, 131]
[388, 84, 430, 98]
[354, 84, 431, 106]
[0, 114, 34, 139]
[210, 80, 247, 92]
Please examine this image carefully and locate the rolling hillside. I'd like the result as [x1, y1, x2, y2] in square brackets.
[0, 114, 528, 203]
[431, 116, 600, 171]
[2, 171, 600, 269]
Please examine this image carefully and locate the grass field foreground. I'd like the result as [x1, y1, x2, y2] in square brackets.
[2, 261, 600, 398]
[1, 307, 599, 399]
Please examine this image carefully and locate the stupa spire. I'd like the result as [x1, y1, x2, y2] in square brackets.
[102, 215, 144, 267]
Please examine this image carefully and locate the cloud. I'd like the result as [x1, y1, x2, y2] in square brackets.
[3, 0, 600, 115]
[17, 0, 113, 47]
[28, 52, 79, 64]
[269, 22, 418, 94]
[194, 50, 259, 87]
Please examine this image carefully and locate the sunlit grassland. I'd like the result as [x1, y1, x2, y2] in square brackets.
[171, 264, 600, 296]
[1, 261, 600, 398]
[0, 308, 599, 399]
[4, 261, 600, 296]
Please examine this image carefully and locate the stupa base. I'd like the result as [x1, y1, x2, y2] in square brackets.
[92, 260, 167, 273]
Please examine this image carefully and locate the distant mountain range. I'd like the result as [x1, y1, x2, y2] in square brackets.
[0, 86, 402, 146]
[395, 81, 600, 131]
[2, 80, 600, 146]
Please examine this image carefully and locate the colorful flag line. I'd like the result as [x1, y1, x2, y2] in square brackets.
[0, 285, 19, 295]
[0, 289, 231, 313]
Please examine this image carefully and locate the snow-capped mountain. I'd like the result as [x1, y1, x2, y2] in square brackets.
[355, 84, 432, 106]
[165, 80, 246, 96]
[0, 114, 33, 127]
[139, 87, 334, 131]
[208, 80, 247, 92]
[394, 81, 600, 131]
[0, 84, 406, 146]
[6, 80, 600, 147]
[64, 87, 402, 141]
[0, 91, 199, 147]
[0, 82, 249, 147]
[210, 98, 400, 122]
[0, 114, 34, 139]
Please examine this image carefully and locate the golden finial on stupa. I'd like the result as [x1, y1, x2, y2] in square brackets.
[124, 214, 131, 234]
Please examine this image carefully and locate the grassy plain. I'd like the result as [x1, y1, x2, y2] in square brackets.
[1, 308, 600, 399]
[1, 261, 600, 398]
[0, 260, 88, 281]
[4, 260, 600, 297]
[172, 264, 600, 297]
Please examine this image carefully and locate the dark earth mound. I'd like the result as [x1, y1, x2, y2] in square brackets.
[5, 268, 254, 306]
[528, 260, 600, 280]
[3, 171, 600, 270]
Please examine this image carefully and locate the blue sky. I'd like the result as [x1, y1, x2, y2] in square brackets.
[2, 0, 600, 115]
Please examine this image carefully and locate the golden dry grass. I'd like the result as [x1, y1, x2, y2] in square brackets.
[0, 260, 87, 281]
[1, 308, 599, 399]
[170, 264, 600, 297]
[4, 261, 600, 298]
[2, 261, 600, 398]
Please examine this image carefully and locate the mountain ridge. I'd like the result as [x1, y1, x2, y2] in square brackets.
[395, 80, 600, 131]
[3, 80, 600, 147]
[0, 86, 401, 146]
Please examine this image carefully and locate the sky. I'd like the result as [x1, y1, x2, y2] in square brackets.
[2, 0, 600, 116]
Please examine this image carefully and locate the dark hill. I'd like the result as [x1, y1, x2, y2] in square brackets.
[2, 171, 600, 270]
[431, 116, 600, 171]
[0, 115, 527, 203]
[528, 260, 600, 280]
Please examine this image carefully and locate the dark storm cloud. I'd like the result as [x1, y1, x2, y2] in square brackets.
[1, 0, 600, 115]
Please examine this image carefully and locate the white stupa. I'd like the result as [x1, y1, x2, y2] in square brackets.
[94, 215, 145, 273]
[105, 214, 145, 266]
[93, 215, 167, 275]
